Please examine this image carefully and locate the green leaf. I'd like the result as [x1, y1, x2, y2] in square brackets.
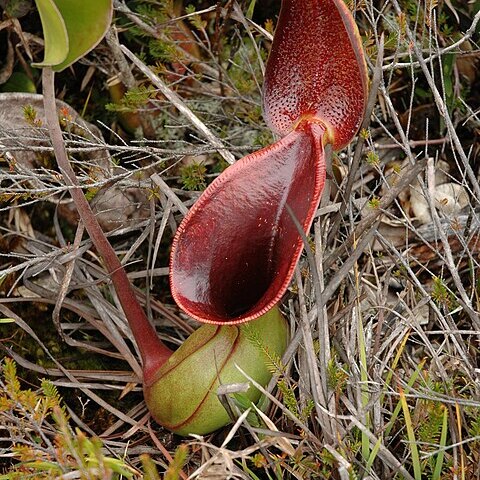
[0, 318, 15, 323]
[20, 461, 63, 473]
[400, 388, 422, 480]
[33, 0, 113, 71]
[432, 406, 448, 480]
[31, 0, 69, 68]
[246, 0, 256, 19]
[0, 71, 37, 93]
[52, 0, 113, 71]
[442, 53, 456, 114]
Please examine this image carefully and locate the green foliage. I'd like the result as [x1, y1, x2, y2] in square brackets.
[275, 377, 314, 424]
[149, 38, 180, 63]
[0, 358, 61, 431]
[0, 358, 165, 479]
[134, 0, 173, 26]
[243, 319, 316, 423]
[225, 39, 264, 96]
[364, 28, 398, 58]
[437, 11, 454, 37]
[254, 128, 274, 148]
[0, 71, 37, 93]
[85, 187, 99, 201]
[185, 4, 207, 30]
[0, 0, 32, 17]
[243, 320, 285, 375]
[466, 407, 480, 438]
[441, 53, 456, 118]
[431, 276, 454, 308]
[22, 104, 42, 127]
[180, 161, 207, 190]
[399, 389, 422, 480]
[327, 356, 348, 393]
[0, 317, 15, 323]
[105, 85, 157, 113]
[368, 196, 381, 209]
[2, 357, 21, 398]
[121, 0, 188, 66]
[417, 400, 445, 448]
[41, 378, 65, 414]
[359, 128, 370, 140]
[164, 445, 189, 480]
[396, 393, 451, 479]
[276, 378, 300, 418]
[211, 155, 229, 174]
[365, 150, 379, 166]
[140, 454, 162, 480]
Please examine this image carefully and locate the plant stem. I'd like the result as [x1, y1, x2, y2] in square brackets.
[41, 67, 172, 383]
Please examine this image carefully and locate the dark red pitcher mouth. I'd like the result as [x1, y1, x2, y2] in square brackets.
[170, 122, 326, 324]
[170, 0, 367, 325]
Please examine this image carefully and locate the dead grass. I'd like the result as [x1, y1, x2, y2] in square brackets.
[1, 0, 480, 478]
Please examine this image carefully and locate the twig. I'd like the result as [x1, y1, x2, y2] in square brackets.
[113, 0, 219, 78]
[382, 10, 480, 71]
[324, 158, 427, 270]
[328, 33, 385, 246]
[389, 0, 480, 202]
[374, 137, 447, 150]
[120, 44, 236, 165]
[425, 158, 480, 328]
[52, 222, 85, 340]
[295, 267, 333, 442]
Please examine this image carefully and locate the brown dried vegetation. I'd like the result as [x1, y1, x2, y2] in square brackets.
[1, 0, 480, 478]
